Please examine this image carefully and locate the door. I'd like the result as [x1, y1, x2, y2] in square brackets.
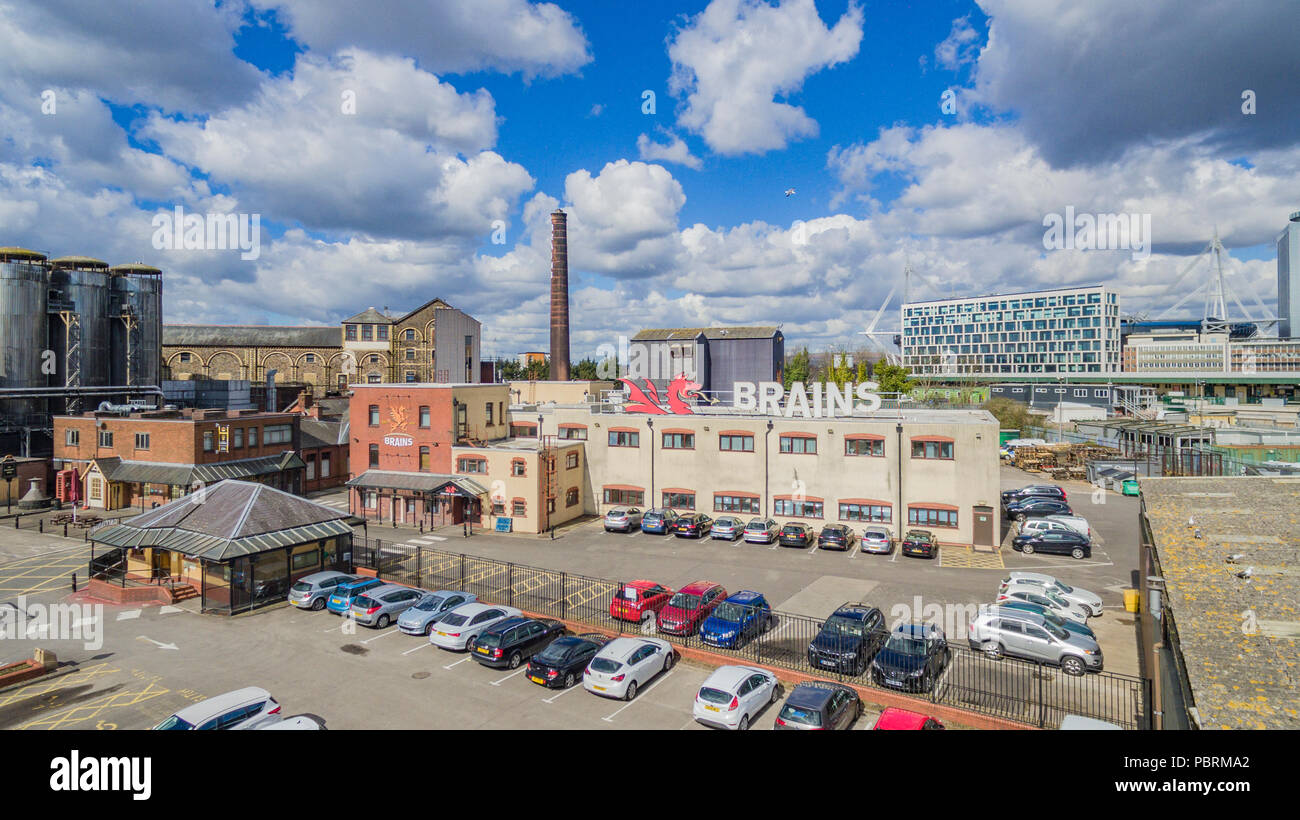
[996, 619, 1028, 656]
[972, 505, 994, 547]
[1021, 624, 1057, 662]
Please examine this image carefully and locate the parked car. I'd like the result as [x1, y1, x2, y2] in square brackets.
[288, 572, 356, 611]
[1018, 514, 1091, 539]
[397, 590, 478, 636]
[325, 577, 384, 615]
[984, 601, 1095, 640]
[870, 623, 951, 693]
[709, 516, 744, 541]
[967, 610, 1103, 675]
[152, 687, 281, 730]
[609, 579, 673, 624]
[673, 512, 714, 538]
[743, 518, 779, 544]
[1000, 572, 1103, 617]
[872, 708, 945, 730]
[816, 524, 855, 551]
[428, 603, 523, 651]
[901, 529, 937, 558]
[349, 583, 426, 628]
[604, 507, 643, 532]
[996, 583, 1093, 624]
[1001, 485, 1067, 506]
[639, 508, 679, 534]
[1005, 497, 1073, 520]
[527, 633, 610, 689]
[583, 636, 675, 700]
[657, 581, 727, 636]
[1012, 529, 1092, 559]
[257, 715, 325, 730]
[699, 591, 773, 649]
[774, 682, 862, 730]
[693, 665, 780, 731]
[471, 616, 566, 669]
[778, 522, 814, 548]
[807, 602, 886, 675]
[860, 526, 894, 554]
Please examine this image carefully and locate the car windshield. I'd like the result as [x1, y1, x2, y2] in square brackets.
[590, 658, 622, 674]
[783, 526, 801, 534]
[884, 634, 926, 655]
[715, 518, 736, 527]
[778, 704, 822, 727]
[713, 602, 748, 621]
[607, 510, 627, 518]
[1052, 581, 1075, 594]
[668, 593, 701, 610]
[865, 529, 887, 538]
[290, 581, 312, 593]
[414, 595, 445, 611]
[153, 715, 194, 731]
[441, 613, 469, 627]
[823, 616, 867, 637]
[746, 521, 766, 529]
[536, 640, 575, 663]
[698, 687, 732, 704]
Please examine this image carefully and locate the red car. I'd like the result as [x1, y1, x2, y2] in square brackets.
[656, 581, 727, 637]
[871, 707, 945, 730]
[609, 580, 674, 624]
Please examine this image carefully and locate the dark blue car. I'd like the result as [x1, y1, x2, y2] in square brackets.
[326, 577, 384, 615]
[699, 591, 773, 649]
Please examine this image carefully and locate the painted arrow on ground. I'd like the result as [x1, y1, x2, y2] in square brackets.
[136, 636, 179, 650]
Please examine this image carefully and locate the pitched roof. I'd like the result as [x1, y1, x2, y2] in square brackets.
[341, 307, 393, 324]
[300, 419, 346, 449]
[346, 470, 487, 496]
[95, 453, 305, 486]
[163, 325, 340, 348]
[395, 298, 453, 322]
[631, 326, 781, 342]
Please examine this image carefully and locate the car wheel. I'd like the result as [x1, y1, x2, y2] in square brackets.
[376, 614, 389, 629]
[508, 651, 521, 669]
[425, 622, 436, 636]
[1071, 547, 1085, 559]
[983, 641, 1003, 660]
[664, 651, 675, 672]
[1015, 514, 1025, 522]
[564, 672, 575, 688]
[624, 680, 638, 701]
[770, 684, 780, 704]
[311, 597, 325, 611]
[466, 636, 476, 652]
[1062, 656, 1085, 676]
[738, 714, 750, 731]
[1022, 543, 1035, 555]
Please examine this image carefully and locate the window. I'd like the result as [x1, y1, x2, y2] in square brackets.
[179, 352, 191, 363]
[512, 500, 526, 517]
[719, 434, 754, 452]
[486, 403, 494, 425]
[369, 444, 379, 468]
[511, 423, 536, 438]
[774, 499, 823, 518]
[418, 406, 430, 428]
[608, 430, 639, 447]
[232, 427, 243, 449]
[458, 458, 487, 474]
[369, 355, 380, 364]
[361, 325, 373, 341]
[1095, 389, 1108, 398]
[321, 453, 331, 477]
[558, 426, 587, 440]
[603, 488, 644, 506]
[1074, 388, 1087, 398]
[377, 325, 388, 341]
[247, 427, 257, 447]
[839, 502, 891, 523]
[291, 548, 320, 572]
[511, 460, 526, 477]
[566, 451, 578, 469]
[306, 456, 316, 480]
[662, 432, 694, 449]
[566, 487, 579, 507]
[405, 372, 416, 382]
[201, 431, 212, 452]
[911, 440, 954, 459]
[909, 506, 958, 528]
[364, 491, 377, 509]
[134, 433, 150, 450]
[406, 348, 415, 361]
[714, 494, 760, 514]
[65, 429, 79, 446]
[419, 446, 430, 472]
[662, 491, 695, 510]
[491, 500, 506, 516]
[89, 478, 102, 501]
[405, 329, 415, 341]
[779, 435, 817, 454]
[264, 424, 292, 445]
[345, 325, 357, 341]
[304, 353, 315, 364]
[369, 405, 379, 426]
[845, 437, 884, 457]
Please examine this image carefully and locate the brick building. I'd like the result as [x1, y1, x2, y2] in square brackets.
[53, 408, 306, 512]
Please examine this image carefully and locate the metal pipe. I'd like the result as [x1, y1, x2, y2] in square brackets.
[0, 385, 164, 399]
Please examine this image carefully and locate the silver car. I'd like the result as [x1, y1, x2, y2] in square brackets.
[349, 584, 425, 628]
[861, 526, 893, 554]
[287, 572, 357, 611]
[996, 583, 1092, 624]
[967, 611, 1103, 675]
[604, 507, 643, 532]
[397, 590, 478, 636]
[743, 518, 779, 544]
[152, 687, 281, 730]
[710, 516, 743, 540]
[1000, 572, 1103, 617]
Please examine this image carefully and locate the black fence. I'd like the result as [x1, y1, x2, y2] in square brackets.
[356, 537, 1148, 729]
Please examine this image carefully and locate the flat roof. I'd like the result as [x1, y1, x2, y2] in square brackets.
[903, 284, 1108, 306]
[1140, 476, 1300, 729]
[515, 405, 997, 425]
[352, 382, 505, 389]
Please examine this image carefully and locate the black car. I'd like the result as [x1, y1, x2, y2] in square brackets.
[816, 524, 854, 551]
[901, 529, 938, 558]
[1012, 529, 1092, 559]
[807, 602, 886, 675]
[1001, 485, 1067, 506]
[774, 682, 862, 730]
[471, 617, 566, 669]
[870, 624, 952, 693]
[526, 633, 610, 689]
[1005, 497, 1072, 520]
[673, 513, 714, 538]
[778, 522, 814, 548]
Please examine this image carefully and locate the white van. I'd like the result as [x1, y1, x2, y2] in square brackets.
[1019, 514, 1090, 539]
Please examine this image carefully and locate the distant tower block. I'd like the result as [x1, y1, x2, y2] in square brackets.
[549, 209, 571, 380]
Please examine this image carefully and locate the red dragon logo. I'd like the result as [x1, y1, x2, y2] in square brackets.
[618, 374, 703, 414]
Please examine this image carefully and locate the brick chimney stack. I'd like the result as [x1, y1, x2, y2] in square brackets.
[549, 209, 571, 381]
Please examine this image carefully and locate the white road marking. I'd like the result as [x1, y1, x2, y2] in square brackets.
[491, 667, 530, 686]
[602, 668, 675, 722]
[426, 536, 447, 542]
[115, 609, 141, 621]
[360, 629, 399, 644]
[543, 682, 584, 703]
[402, 642, 431, 656]
[443, 656, 472, 669]
[409, 538, 435, 545]
[158, 605, 185, 615]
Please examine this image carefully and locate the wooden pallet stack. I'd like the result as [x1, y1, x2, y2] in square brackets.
[1013, 443, 1120, 478]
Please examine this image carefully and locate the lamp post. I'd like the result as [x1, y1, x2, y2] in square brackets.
[764, 419, 773, 518]
[646, 417, 655, 510]
[896, 422, 904, 541]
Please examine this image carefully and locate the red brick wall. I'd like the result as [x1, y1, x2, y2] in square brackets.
[53, 412, 300, 466]
[348, 386, 455, 476]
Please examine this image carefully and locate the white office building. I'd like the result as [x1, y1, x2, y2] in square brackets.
[901, 285, 1121, 376]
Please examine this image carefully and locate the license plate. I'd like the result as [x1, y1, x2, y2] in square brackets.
[530, 676, 545, 685]
[593, 685, 606, 691]
[704, 705, 719, 712]
[437, 631, 448, 637]
[819, 659, 834, 667]
[476, 646, 489, 654]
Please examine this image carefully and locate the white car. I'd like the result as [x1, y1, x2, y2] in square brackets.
[693, 665, 780, 731]
[1018, 515, 1090, 540]
[583, 636, 674, 700]
[428, 602, 522, 650]
[996, 583, 1092, 624]
[256, 715, 325, 730]
[152, 687, 281, 730]
[1000, 572, 1103, 617]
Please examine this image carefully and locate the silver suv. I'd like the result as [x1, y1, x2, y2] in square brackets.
[604, 507, 643, 532]
[967, 609, 1103, 676]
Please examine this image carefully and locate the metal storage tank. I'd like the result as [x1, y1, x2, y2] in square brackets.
[0, 247, 50, 425]
[109, 263, 163, 389]
[48, 256, 113, 414]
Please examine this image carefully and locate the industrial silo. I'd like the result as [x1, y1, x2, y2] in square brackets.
[0, 247, 50, 425]
[48, 256, 113, 413]
[109, 263, 163, 389]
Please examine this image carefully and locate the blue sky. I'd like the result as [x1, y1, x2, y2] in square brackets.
[1, 0, 1296, 358]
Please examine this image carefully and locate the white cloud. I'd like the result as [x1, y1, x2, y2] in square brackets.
[636, 131, 702, 170]
[668, 0, 863, 156]
[561, 160, 687, 278]
[934, 16, 980, 70]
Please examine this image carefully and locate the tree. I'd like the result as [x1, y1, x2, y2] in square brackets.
[825, 350, 855, 388]
[872, 360, 915, 395]
[784, 347, 811, 389]
[981, 397, 1036, 432]
[571, 358, 599, 380]
[498, 359, 525, 380]
[525, 358, 549, 380]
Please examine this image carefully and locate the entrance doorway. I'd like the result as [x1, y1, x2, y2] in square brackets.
[972, 505, 995, 550]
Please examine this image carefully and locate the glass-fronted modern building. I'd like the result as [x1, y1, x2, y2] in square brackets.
[1278, 211, 1300, 340]
[901, 285, 1121, 376]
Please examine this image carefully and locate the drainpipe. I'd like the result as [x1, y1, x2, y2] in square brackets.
[765, 419, 773, 518]
[896, 422, 904, 540]
[646, 417, 655, 509]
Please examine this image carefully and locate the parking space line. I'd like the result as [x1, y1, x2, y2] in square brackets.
[442, 656, 472, 670]
[490, 668, 529, 686]
[542, 683, 583, 703]
[401, 642, 431, 656]
[601, 668, 675, 722]
[360, 629, 399, 644]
